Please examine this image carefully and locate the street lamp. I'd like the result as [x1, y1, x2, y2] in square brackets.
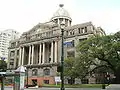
[60, 21, 65, 90]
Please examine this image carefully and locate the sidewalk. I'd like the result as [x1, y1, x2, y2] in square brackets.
[106, 84, 120, 90]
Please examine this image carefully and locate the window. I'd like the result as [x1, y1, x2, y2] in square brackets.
[44, 69, 50, 75]
[3, 33, 6, 35]
[59, 18, 63, 24]
[44, 80, 49, 84]
[10, 51, 15, 57]
[32, 79, 37, 85]
[81, 28, 84, 33]
[10, 62, 14, 65]
[66, 31, 68, 36]
[85, 27, 87, 32]
[32, 69, 38, 76]
[70, 32, 72, 35]
[49, 58, 51, 63]
[11, 42, 16, 47]
[54, 19, 58, 24]
[72, 31, 74, 35]
[65, 19, 68, 25]
[79, 38, 87, 42]
[78, 28, 81, 33]
[17, 50, 19, 55]
[67, 51, 75, 58]
[70, 30, 74, 35]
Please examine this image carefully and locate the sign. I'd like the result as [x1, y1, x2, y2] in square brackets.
[55, 76, 61, 82]
[64, 41, 72, 45]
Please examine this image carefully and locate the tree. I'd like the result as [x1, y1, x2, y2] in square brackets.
[64, 57, 76, 84]
[0, 60, 7, 72]
[76, 32, 120, 84]
[74, 54, 94, 79]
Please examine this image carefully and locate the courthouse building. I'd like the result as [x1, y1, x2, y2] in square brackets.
[7, 4, 105, 85]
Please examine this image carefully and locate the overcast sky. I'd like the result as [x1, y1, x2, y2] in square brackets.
[0, 0, 120, 34]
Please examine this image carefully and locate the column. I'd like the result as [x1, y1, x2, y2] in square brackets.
[39, 43, 42, 64]
[51, 41, 54, 63]
[31, 45, 34, 64]
[14, 50, 17, 68]
[19, 47, 22, 66]
[42, 43, 45, 64]
[63, 18, 65, 24]
[28, 45, 31, 65]
[68, 20, 70, 26]
[54, 41, 58, 63]
[22, 47, 24, 65]
[58, 19, 60, 25]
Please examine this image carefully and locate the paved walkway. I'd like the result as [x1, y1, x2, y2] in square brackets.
[4, 87, 102, 90]
[106, 84, 120, 90]
[2, 84, 120, 90]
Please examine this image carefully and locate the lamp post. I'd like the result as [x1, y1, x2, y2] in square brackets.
[60, 21, 65, 90]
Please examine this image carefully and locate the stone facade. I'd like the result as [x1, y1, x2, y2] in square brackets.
[7, 4, 105, 85]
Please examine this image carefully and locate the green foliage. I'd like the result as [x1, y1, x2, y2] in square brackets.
[0, 60, 7, 72]
[76, 31, 120, 83]
[74, 54, 94, 79]
[64, 31, 120, 83]
[64, 57, 77, 78]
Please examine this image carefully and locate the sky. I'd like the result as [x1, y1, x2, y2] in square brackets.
[0, 0, 120, 34]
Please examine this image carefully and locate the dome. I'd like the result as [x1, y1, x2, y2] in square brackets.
[51, 4, 72, 21]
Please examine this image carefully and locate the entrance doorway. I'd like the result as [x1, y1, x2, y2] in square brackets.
[32, 79, 37, 86]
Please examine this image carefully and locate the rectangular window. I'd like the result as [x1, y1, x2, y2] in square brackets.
[66, 31, 68, 36]
[79, 38, 87, 42]
[78, 28, 81, 33]
[65, 19, 68, 26]
[85, 27, 87, 32]
[67, 51, 75, 58]
[11, 42, 16, 47]
[44, 69, 50, 75]
[17, 50, 19, 55]
[81, 28, 84, 33]
[10, 62, 14, 65]
[44, 80, 49, 84]
[10, 51, 15, 57]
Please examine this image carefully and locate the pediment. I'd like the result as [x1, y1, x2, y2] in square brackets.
[26, 21, 56, 36]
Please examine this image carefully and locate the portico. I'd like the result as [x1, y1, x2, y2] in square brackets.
[18, 41, 58, 67]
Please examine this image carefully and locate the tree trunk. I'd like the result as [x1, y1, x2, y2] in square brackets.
[114, 68, 120, 84]
[115, 73, 120, 84]
[68, 77, 75, 85]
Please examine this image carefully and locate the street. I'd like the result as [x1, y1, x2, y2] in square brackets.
[2, 87, 103, 90]
[2, 85, 120, 90]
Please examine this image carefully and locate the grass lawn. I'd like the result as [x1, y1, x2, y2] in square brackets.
[43, 84, 107, 88]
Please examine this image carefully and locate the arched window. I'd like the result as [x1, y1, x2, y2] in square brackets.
[44, 68, 50, 75]
[32, 69, 38, 76]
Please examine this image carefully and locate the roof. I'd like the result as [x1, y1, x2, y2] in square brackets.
[65, 22, 93, 30]
[51, 4, 72, 20]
